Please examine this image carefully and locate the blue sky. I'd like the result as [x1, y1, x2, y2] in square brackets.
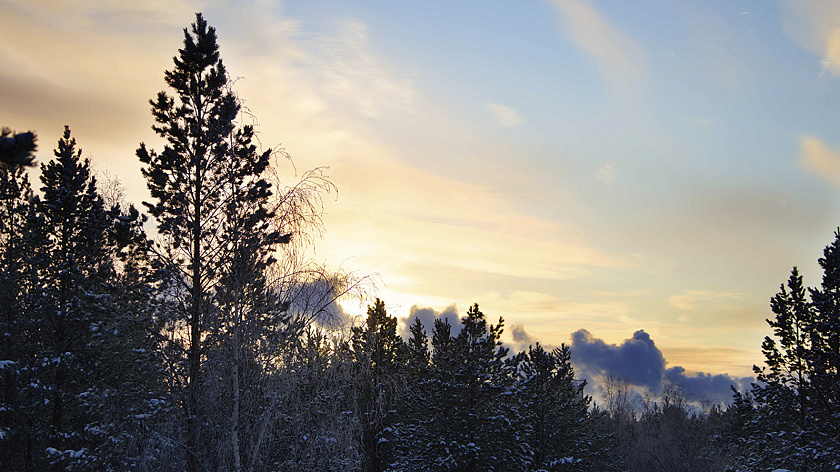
[4, 0, 840, 390]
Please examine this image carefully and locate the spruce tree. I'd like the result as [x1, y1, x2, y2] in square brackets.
[7, 127, 117, 470]
[807, 231, 840, 436]
[406, 316, 429, 373]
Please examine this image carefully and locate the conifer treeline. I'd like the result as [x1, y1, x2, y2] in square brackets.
[1, 12, 838, 472]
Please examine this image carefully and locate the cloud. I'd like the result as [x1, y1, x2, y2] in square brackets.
[571, 329, 665, 389]
[507, 323, 539, 353]
[511, 323, 534, 344]
[570, 329, 752, 404]
[798, 135, 840, 187]
[306, 20, 417, 118]
[667, 290, 741, 311]
[780, 1, 840, 78]
[485, 102, 523, 128]
[664, 366, 752, 402]
[398, 304, 462, 339]
[593, 161, 616, 185]
[550, 0, 646, 93]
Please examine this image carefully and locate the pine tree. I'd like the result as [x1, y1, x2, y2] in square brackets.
[137, 14, 315, 470]
[349, 299, 407, 472]
[137, 14, 246, 471]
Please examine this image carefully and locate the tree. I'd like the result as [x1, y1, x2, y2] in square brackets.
[757, 268, 814, 429]
[406, 316, 429, 373]
[30, 127, 114, 470]
[349, 299, 407, 472]
[0, 151, 34, 469]
[138, 14, 353, 471]
[389, 304, 524, 472]
[807, 231, 840, 434]
[136, 14, 256, 471]
[0, 128, 36, 168]
[517, 344, 612, 471]
[0, 127, 161, 471]
[0, 126, 160, 471]
[737, 231, 840, 471]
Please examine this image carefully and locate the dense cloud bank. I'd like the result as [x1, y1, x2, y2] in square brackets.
[569, 329, 752, 405]
[397, 305, 752, 405]
[399, 304, 462, 338]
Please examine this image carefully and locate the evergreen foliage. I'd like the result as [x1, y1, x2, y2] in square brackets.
[726, 231, 840, 471]
[0, 155, 34, 468]
[349, 299, 407, 472]
[136, 15, 236, 469]
[0, 127, 37, 168]
[517, 344, 614, 471]
[0, 127, 161, 471]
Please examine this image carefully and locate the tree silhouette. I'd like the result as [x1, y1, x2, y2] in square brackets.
[0, 128, 36, 168]
[137, 13, 244, 471]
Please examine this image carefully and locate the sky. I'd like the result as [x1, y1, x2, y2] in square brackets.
[4, 0, 840, 402]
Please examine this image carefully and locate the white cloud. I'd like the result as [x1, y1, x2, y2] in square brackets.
[485, 102, 523, 128]
[593, 161, 616, 185]
[798, 135, 840, 187]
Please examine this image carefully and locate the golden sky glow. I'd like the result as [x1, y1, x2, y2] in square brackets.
[5, 0, 840, 383]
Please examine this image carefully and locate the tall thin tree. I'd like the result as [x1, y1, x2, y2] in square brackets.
[137, 14, 239, 471]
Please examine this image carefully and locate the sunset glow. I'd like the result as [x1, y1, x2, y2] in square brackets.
[5, 0, 840, 384]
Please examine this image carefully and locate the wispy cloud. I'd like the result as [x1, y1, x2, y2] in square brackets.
[306, 21, 417, 118]
[668, 290, 742, 311]
[780, 1, 840, 77]
[798, 135, 840, 187]
[593, 161, 616, 185]
[485, 102, 523, 128]
[549, 0, 646, 93]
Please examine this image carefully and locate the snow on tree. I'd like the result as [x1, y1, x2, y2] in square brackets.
[732, 231, 840, 471]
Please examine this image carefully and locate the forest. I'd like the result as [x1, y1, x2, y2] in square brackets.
[1, 13, 839, 472]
